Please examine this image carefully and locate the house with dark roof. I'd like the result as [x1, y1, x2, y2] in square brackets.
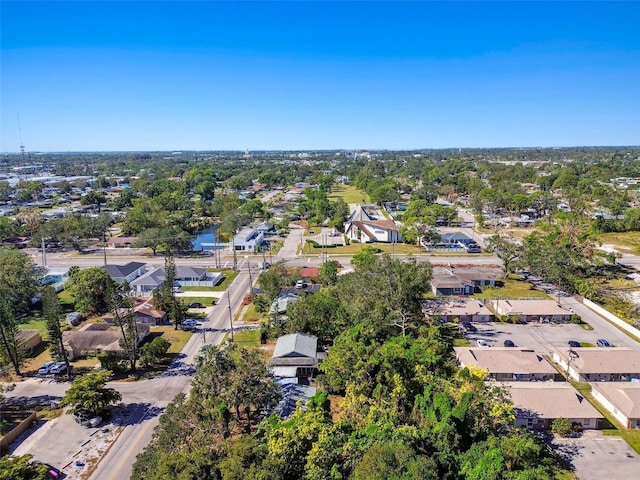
[430, 267, 502, 296]
[269, 333, 318, 378]
[104, 262, 146, 284]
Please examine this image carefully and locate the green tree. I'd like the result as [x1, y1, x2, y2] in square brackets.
[140, 337, 171, 367]
[61, 370, 122, 416]
[107, 285, 140, 373]
[42, 286, 71, 378]
[351, 442, 438, 480]
[0, 454, 50, 480]
[318, 260, 340, 286]
[551, 417, 573, 437]
[0, 249, 42, 314]
[0, 298, 23, 376]
[64, 266, 115, 314]
[484, 235, 522, 276]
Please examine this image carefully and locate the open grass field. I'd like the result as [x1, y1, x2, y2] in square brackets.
[475, 278, 551, 299]
[151, 325, 193, 354]
[16, 317, 49, 336]
[598, 232, 640, 255]
[231, 328, 261, 348]
[179, 296, 218, 306]
[302, 242, 424, 256]
[328, 184, 369, 204]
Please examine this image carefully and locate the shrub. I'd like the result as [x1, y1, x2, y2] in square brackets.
[552, 417, 573, 437]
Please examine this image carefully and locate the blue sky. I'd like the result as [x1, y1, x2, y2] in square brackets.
[1, 1, 639, 152]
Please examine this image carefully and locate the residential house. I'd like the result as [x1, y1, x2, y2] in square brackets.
[270, 293, 300, 316]
[233, 228, 264, 252]
[552, 348, 640, 382]
[430, 266, 502, 296]
[269, 333, 318, 378]
[490, 299, 572, 323]
[454, 347, 558, 382]
[256, 222, 275, 233]
[591, 382, 640, 429]
[102, 299, 167, 326]
[506, 382, 603, 430]
[104, 262, 146, 284]
[344, 205, 402, 243]
[424, 298, 495, 323]
[62, 322, 150, 359]
[130, 268, 166, 296]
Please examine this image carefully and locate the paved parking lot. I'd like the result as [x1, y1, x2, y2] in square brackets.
[464, 320, 638, 356]
[10, 407, 126, 477]
[551, 430, 639, 480]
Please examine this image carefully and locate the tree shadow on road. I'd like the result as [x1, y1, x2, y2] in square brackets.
[114, 402, 164, 426]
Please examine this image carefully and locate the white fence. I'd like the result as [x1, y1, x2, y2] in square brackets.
[582, 297, 640, 338]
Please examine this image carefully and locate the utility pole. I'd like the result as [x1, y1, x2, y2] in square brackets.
[41, 237, 47, 268]
[103, 232, 107, 266]
[226, 289, 234, 341]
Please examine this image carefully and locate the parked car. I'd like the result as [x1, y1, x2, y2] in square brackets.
[597, 338, 612, 347]
[73, 410, 102, 427]
[49, 362, 68, 375]
[503, 339, 516, 347]
[179, 319, 197, 331]
[295, 280, 307, 289]
[476, 339, 490, 348]
[38, 362, 55, 375]
[568, 340, 581, 348]
[462, 322, 477, 333]
[66, 311, 83, 326]
[187, 302, 204, 309]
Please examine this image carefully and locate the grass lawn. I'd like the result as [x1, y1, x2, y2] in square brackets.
[200, 270, 239, 290]
[303, 242, 424, 256]
[239, 303, 265, 324]
[598, 232, 640, 255]
[17, 317, 49, 337]
[57, 290, 76, 312]
[475, 278, 551, 299]
[150, 326, 193, 354]
[328, 184, 369, 204]
[453, 337, 470, 347]
[231, 328, 261, 348]
[179, 296, 218, 306]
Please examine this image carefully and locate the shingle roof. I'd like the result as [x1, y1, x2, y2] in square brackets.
[592, 382, 640, 419]
[454, 347, 557, 375]
[505, 382, 604, 420]
[558, 348, 640, 374]
[104, 262, 145, 280]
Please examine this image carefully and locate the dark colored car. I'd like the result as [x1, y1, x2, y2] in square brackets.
[568, 340, 581, 348]
[503, 339, 516, 347]
[188, 302, 204, 309]
[597, 338, 612, 347]
[462, 322, 477, 333]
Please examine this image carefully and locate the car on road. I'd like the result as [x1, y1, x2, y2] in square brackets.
[187, 302, 204, 309]
[568, 340, 581, 348]
[73, 410, 102, 427]
[38, 362, 55, 375]
[597, 338, 612, 347]
[461, 322, 477, 333]
[476, 339, 490, 347]
[259, 261, 271, 269]
[503, 339, 516, 347]
[179, 319, 200, 331]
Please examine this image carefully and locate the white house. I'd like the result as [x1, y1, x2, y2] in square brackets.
[233, 228, 265, 252]
[552, 348, 640, 382]
[591, 382, 640, 429]
[269, 333, 318, 378]
[104, 262, 146, 284]
[344, 204, 401, 243]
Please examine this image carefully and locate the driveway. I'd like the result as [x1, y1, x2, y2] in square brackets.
[551, 430, 639, 480]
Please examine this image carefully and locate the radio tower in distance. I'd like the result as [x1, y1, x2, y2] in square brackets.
[17, 113, 26, 162]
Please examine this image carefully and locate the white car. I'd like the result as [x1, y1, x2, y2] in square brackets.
[37, 362, 55, 375]
[49, 362, 68, 375]
[476, 339, 490, 348]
